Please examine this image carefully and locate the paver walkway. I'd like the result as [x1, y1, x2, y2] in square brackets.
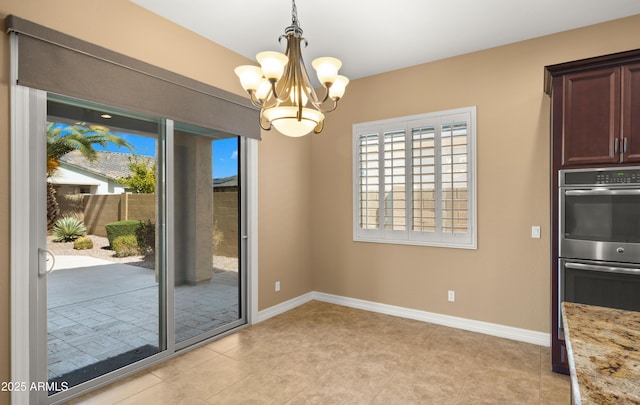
[48, 256, 239, 380]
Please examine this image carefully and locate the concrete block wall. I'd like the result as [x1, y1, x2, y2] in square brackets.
[82, 194, 122, 237]
[61, 190, 238, 257]
[213, 187, 238, 258]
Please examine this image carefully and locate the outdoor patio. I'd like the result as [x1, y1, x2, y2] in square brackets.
[47, 254, 239, 382]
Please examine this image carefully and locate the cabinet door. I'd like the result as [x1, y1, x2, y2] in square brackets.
[562, 68, 620, 167]
[622, 63, 640, 163]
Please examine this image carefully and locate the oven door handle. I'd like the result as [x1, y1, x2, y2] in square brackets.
[564, 261, 640, 275]
[564, 189, 640, 196]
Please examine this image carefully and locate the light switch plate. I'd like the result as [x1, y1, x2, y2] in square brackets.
[531, 226, 541, 239]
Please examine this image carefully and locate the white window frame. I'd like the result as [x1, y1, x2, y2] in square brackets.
[352, 106, 477, 249]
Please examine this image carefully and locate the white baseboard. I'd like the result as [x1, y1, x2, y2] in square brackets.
[256, 291, 551, 347]
[255, 292, 314, 323]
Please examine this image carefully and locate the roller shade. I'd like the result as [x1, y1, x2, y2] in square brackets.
[5, 15, 260, 140]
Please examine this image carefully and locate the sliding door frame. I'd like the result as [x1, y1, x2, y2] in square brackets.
[10, 70, 259, 405]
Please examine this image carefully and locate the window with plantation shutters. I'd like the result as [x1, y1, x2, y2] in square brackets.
[353, 107, 476, 249]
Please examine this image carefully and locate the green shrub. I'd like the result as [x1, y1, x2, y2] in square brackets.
[105, 220, 142, 248]
[111, 235, 139, 257]
[135, 220, 155, 257]
[52, 216, 87, 242]
[73, 236, 94, 250]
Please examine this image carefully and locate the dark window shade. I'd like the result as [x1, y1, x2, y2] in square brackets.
[5, 15, 260, 140]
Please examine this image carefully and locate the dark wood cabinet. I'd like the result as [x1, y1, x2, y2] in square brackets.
[622, 63, 640, 163]
[561, 67, 620, 167]
[545, 49, 640, 375]
[554, 60, 640, 168]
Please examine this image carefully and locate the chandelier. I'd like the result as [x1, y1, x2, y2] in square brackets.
[234, 0, 348, 137]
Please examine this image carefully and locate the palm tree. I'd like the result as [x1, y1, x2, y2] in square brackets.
[46, 123, 133, 229]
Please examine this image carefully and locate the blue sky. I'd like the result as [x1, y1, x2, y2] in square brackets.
[94, 133, 239, 179]
[211, 138, 239, 178]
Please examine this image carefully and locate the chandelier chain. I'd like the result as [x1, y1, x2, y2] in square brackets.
[285, 0, 303, 37]
[291, 0, 298, 26]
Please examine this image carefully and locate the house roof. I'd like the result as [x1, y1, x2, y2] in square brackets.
[59, 151, 237, 186]
[58, 150, 154, 181]
[213, 175, 238, 188]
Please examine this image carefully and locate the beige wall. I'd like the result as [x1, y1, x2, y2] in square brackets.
[0, 0, 312, 399]
[258, 134, 313, 308]
[1, 1, 640, 400]
[311, 14, 640, 334]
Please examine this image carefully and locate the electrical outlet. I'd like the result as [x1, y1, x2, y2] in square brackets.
[275, 281, 281, 292]
[531, 226, 541, 239]
[448, 290, 455, 302]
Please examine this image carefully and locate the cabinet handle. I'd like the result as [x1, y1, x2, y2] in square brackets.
[614, 138, 620, 154]
[624, 137, 628, 154]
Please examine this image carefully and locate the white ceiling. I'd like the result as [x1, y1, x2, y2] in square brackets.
[131, 0, 640, 80]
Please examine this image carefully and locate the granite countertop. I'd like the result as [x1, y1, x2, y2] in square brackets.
[561, 302, 640, 405]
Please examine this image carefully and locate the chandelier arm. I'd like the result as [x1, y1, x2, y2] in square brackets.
[307, 86, 334, 110]
[269, 79, 280, 100]
[313, 119, 324, 134]
[305, 84, 342, 112]
[247, 91, 265, 108]
[259, 109, 272, 131]
[290, 36, 318, 110]
[313, 98, 339, 113]
[318, 85, 331, 104]
[262, 94, 279, 110]
[272, 36, 295, 104]
[313, 100, 338, 113]
[323, 98, 339, 113]
[295, 41, 321, 105]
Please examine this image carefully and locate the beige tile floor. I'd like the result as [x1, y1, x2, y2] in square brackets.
[67, 301, 570, 404]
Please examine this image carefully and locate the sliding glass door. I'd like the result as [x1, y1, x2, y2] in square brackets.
[45, 96, 164, 393]
[173, 122, 245, 347]
[24, 93, 247, 404]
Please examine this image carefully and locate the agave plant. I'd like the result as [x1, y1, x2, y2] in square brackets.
[52, 216, 87, 242]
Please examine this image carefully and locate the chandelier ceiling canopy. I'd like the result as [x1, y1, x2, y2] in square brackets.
[235, 0, 348, 137]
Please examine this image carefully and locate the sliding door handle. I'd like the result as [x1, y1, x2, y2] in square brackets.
[38, 248, 55, 276]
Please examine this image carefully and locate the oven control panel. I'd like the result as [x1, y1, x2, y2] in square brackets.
[561, 167, 640, 186]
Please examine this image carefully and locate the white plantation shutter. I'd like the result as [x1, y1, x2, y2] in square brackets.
[411, 125, 437, 232]
[383, 130, 406, 231]
[358, 133, 380, 230]
[353, 107, 476, 249]
[440, 121, 469, 235]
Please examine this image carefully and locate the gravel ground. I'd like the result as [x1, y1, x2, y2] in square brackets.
[47, 234, 238, 272]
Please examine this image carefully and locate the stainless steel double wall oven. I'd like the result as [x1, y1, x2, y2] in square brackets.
[558, 167, 640, 338]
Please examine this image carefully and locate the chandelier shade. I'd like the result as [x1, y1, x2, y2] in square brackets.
[256, 52, 288, 81]
[312, 57, 341, 84]
[264, 107, 325, 137]
[235, 0, 348, 137]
